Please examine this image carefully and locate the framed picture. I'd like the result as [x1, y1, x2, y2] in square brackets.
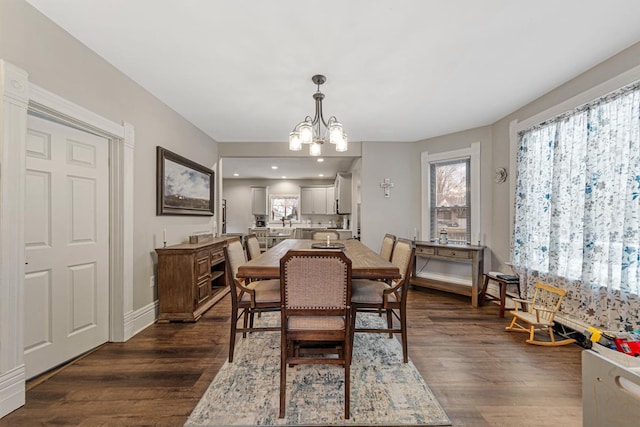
[156, 146, 214, 216]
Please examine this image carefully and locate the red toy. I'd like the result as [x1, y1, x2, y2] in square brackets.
[614, 338, 640, 357]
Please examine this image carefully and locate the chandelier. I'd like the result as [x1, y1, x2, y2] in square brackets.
[289, 74, 347, 156]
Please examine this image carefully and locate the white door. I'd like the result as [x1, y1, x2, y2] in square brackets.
[23, 114, 109, 379]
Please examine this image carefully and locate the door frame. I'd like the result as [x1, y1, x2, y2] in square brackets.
[0, 60, 135, 417]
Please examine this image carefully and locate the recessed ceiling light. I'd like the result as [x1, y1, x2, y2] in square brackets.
[317, 158, 324, 162]
[233, 173, 239, 177]
[319, 174, 324, 177]
[281, 176, 287, 179]
[271, 166, 278, 170]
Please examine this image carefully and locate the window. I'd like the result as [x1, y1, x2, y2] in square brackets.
[430, 159, 471, 244]
[421, 143, 480, 244]
[270, 195, 299, 222]
[513, 82, 640, 294]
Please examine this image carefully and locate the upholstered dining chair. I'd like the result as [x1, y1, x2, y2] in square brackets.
[350, 238, 415, 363]
[279, 250, 352, 419]
[311, 230, 340, 241]
[380, 233, 396, 261]
[224, 237, 281, 362]
[245, 233, 262, 261]
[250, 227, 268, 251]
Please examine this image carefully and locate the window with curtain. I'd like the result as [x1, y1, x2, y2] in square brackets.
[513, 82, 640, 297]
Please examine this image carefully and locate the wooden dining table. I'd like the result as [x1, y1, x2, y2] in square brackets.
[237, 239, 401, 281]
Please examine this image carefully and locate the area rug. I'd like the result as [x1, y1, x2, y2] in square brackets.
[185, 313, 451, 426]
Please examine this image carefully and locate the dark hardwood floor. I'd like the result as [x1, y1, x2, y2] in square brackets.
[0, 287, 583, 426]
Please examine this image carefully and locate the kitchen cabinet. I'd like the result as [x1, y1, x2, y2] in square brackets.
[326, 186, 336, 214]
[155, 237, 231, 322]
[251, 187, 267, 215]
[301, 187, 328, 214]
[335, 173, 352, 214]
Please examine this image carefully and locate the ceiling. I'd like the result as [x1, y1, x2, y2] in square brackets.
[25, 1, 640, 152]
[221, 157, 356, 180]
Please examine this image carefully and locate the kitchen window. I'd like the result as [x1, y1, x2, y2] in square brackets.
[270, 195, 299, 222]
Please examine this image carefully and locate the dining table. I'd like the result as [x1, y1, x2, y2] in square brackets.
[237, 239, 401, 281]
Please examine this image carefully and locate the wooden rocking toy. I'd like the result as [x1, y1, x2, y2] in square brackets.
[505, 282, 575, 346]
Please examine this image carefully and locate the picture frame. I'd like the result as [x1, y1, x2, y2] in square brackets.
[156, 146, 214, 216]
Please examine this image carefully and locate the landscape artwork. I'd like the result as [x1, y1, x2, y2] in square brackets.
[156, 147, 214, 216]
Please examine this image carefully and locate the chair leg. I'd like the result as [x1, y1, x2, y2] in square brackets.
[249, 310, 255, 333]
[350, 308, 357, 360]
[279, 337, 287, 418]
[400, 306, 408, 363]
[229, 308, 238, 363]
[479, 274, 490, 305]
[386, 309, 393, 338]
[344, 359, 350, 420]
[505, 315, 518, 331]
[242, 309, 249, 339]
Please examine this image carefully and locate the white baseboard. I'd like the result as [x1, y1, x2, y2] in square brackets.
[122, 300, 158, 341]
[0, 365, 25, 418]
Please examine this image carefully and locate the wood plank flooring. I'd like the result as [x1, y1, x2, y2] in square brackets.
[0, 287, 583, 426]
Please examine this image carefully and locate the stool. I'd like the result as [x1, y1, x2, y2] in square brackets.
[479, 272, 522, 318]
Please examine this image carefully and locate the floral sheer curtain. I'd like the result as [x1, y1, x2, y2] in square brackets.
[513, 82, 640, 331]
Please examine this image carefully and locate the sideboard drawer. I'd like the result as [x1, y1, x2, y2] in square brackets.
[416, 246, 436, 256]
[210, 250, 224, 266]
[437, 248, 472, 259]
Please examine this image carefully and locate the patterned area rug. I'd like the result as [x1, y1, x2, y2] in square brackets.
[185, 313, 451, 426]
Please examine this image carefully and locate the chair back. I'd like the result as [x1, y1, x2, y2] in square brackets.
[527, 283, 566, 323]
[245, 234, 262, 260]
[311, 230, 341, 241]
[391, 238, 415, 286]
[380, 233, 396, 261]
[280, 250, 351, 316]
[224, 237, 247, 286]
[250, 227, 268, 249]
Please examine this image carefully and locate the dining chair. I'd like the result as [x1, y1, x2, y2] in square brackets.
[311, 230, 340, 241]
[279, 249, 352, 419]
[245, 233, 262, 261]
[350, 238, 415, 363]
[380, 233, 396, 261]
[250, 227, 268, 251]
[224, 237, 280, 362]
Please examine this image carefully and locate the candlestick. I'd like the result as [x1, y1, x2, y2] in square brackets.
[163, 229, 167, 247]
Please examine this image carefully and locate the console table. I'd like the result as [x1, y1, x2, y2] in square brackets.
[155, 237, 232, 322]
[410, 241, 485, 307]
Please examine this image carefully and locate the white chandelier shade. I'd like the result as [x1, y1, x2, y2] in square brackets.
[289, 75, 348, 156]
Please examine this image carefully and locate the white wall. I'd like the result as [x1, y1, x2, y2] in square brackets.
[0, 0, 218, 310]
[414, 126, 493, 264]
[360, 142, 418, 250]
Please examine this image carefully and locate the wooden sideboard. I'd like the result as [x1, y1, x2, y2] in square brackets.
[155, 236, 234, 322]
[410, 241, 485, 307]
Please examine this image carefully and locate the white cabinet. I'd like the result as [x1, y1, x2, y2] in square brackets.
[326, 186, 336, 214]
[251, 187, 267, 215]
[335, 173, 352, 214]
[301, 187, 328, 215]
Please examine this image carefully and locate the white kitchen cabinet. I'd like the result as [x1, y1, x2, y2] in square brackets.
[326, 186, 336, 214]
[335, 173, 352, 214]
[251, 187, 267, 215]
[301, 187, 328, 214]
